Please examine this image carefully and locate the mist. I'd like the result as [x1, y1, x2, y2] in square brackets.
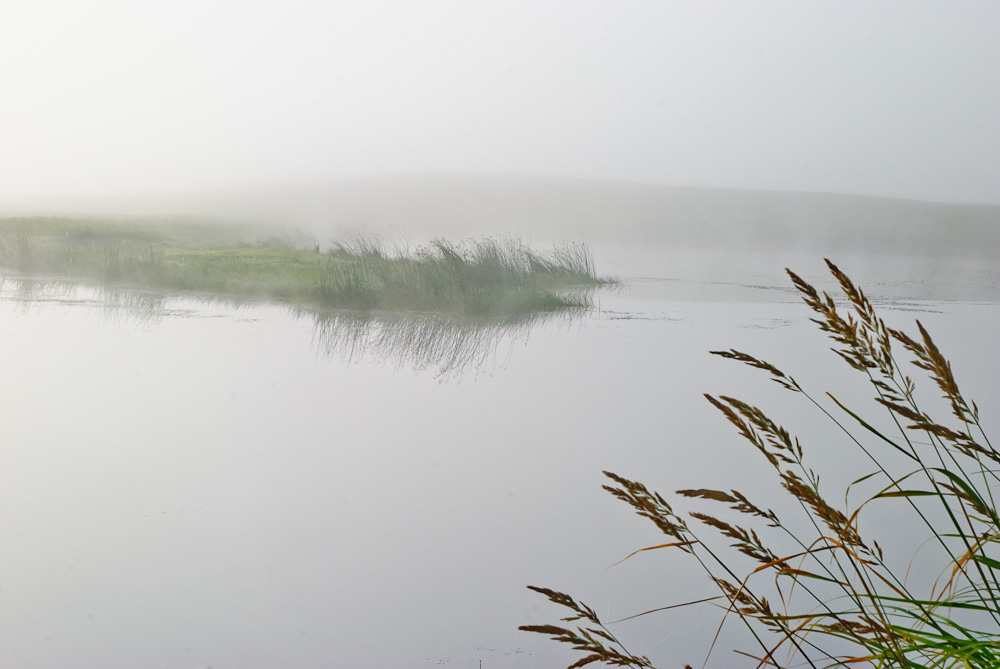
[2, 1, 1000, 205]
[3, 3, 1000, 669]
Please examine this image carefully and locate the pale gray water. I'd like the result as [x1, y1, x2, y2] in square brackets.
[1, 250, 997, 668]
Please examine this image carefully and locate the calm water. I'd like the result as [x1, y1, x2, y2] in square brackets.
[1, 248, 997, 668]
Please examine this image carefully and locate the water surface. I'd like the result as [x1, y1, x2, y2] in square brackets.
[1, 250, 997, 668]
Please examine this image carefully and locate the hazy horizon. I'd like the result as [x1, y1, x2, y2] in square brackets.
[6, 170, 1000, 208]
[4, 172, 999, 263]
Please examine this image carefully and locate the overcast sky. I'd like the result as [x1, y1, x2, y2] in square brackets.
[2, 0, 998, 203]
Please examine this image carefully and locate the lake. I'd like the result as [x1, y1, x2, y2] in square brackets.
[1, 245, 997, 668]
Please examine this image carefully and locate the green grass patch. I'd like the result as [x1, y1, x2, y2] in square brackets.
[0, 217, 613, 316]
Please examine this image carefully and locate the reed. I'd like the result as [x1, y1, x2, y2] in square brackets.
[0, 218, 612, 316]
[521, 260, 998, 668]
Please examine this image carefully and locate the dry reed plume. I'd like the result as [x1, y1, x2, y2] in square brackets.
[521, 260, 998, 668]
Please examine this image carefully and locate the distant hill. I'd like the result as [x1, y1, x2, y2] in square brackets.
[2, 174, 998, 257]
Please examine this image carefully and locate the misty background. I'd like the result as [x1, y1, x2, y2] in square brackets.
[2, 3, 1000, 669]
[2, 1, 999, 206]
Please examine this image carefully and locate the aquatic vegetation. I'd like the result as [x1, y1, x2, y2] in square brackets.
[0, 218, 611, 316]
[521, 260, 998, 668]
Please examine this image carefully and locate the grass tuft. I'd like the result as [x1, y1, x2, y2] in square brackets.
[522, 259, 998, 668]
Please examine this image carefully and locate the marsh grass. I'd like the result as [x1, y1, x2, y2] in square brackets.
[521, 260, 998, 668]
[0, 218, 611, 316]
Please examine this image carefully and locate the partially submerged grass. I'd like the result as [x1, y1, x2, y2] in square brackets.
[522, 260, 998, 668]
[0, 218, 612, 316]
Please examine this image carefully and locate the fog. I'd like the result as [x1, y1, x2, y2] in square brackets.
[2, 1, 1000, 204]
[3, 3, 1000, 669]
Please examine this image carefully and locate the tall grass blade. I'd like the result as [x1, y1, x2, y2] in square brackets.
[520, 260, 997, 668]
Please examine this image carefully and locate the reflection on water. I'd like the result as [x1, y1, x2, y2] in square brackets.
[5, 276, 80, 308]
[2, 278, 199, 324]
[1, 277, 587, 378]
[301, 307, 585, 379]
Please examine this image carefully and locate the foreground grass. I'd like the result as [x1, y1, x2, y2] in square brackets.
[0, 218, 611, 316]
[522, 260, 998, 668]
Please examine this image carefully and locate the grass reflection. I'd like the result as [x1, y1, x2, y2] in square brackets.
[301, 306, 585, 379]
[1, 277, 582, 378]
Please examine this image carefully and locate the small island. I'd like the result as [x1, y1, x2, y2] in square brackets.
[0, 218, 613, 317]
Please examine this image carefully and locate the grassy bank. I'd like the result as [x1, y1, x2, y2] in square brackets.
[0, 218, 611, 316]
